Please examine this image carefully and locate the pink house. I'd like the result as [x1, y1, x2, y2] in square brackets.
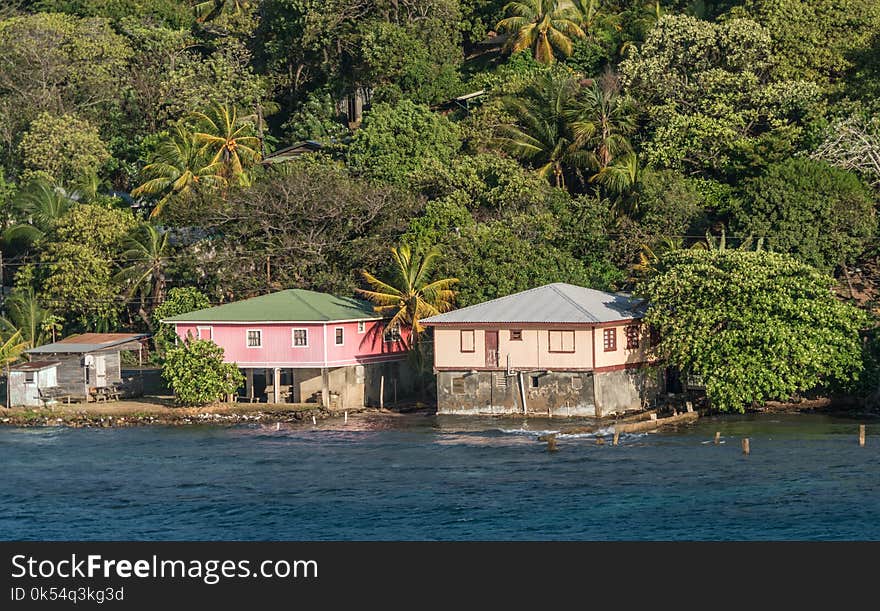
[422, 283, 661, 417]
[163, 289, 411, 408]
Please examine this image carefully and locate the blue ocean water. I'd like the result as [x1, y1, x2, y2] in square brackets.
[0, 413, 877, 540]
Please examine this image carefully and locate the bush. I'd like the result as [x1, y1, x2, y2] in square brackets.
[162, 338, 244, 406]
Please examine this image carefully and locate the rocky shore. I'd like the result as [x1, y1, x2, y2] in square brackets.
[0, 399, 353, 428]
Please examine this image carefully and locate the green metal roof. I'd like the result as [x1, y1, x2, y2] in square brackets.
[162, 289, 380, 323]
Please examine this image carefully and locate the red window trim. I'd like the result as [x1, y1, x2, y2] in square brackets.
[603, 328, 617, 352]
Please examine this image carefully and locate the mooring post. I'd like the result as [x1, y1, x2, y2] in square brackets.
[714, 431, 721, 445]
[380, 375, 384, 409]
[686, 401, 693, 413]
[312, 415, 316, 425]
[344, 411, 348, 423]
[613, 429, 620, 446]
[275, 422, 280, 431]
[859, 424, 866, 447]
[742, 438, 750, 455]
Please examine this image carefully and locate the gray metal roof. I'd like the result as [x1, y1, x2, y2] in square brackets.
[422, 283, 645, 325]
[27, 333, 148, 355]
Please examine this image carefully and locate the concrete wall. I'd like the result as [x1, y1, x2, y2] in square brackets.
[267, 359, 415, 410]
[593, 367, 660, 416]
[436, 370, 597, 417]
[437, 367, 660, 418]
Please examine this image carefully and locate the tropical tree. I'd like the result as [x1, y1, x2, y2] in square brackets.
[496, 0, 585, 64]
[191, 104, 262, 186]
[0, 288, 54, 348]
[569, 81, 638, 171]
[494, 73, 590, 189]
[3, 179, 75, 247]
[568, 0, 619, 39]
[0, 330, 27, 369]
[194, 0, 250, 23]
[357, 244, 458, 346]
[115, 224, 172, 326]
[638, 249, 867, 412]
[131, 125, 226, 218]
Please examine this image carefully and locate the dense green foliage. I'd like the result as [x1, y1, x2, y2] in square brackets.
[0, 0, 877, 408]
[639, 250, 867, 412]
[151, 287, 212, 357]
[162, 338, 244, 406]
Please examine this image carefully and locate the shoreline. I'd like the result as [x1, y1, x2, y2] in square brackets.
[0, 394, 874, 428]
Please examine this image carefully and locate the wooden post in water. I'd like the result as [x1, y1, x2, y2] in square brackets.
[714, 431, 721, 445]
[742, 438, 750, 455]
[379, 375, 385, 409]
[859, 424, 866, 447]
[612, 429, 620, 446]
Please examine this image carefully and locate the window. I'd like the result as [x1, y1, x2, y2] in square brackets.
[247, 329, 262, 348]
[335, 327, 344, 346]
[460, 329, 475, 352]
[625, 325, 640, 350]
[548, 330, 575, 353]
[292, 328, 308, 347]
[197, 326, 213, 341]
[530, 375, 540, 389]
[510, 329, 523, 341]
[24, 371, 35, 384]
[383, 325, 401, 343]
[452, 377, 465, 394]
[357, 321, 366, 334]
[603, 328, 617, 352]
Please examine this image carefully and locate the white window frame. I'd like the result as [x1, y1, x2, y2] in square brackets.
[383, 324, 402, 343]
[334, 327, 344, 346]
[357, 321, 366, 334]
[196, 326, 213, 341]
[292, 328, 309, 348]
[246, 329, 262, 348]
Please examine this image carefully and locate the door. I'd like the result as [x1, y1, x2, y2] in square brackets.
[485, 331, 499, 368]
[95, 356, 107, 388]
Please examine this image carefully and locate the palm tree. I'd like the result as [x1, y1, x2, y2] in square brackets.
[131, 126, 226, 218]
[494, 74, 591, 189]
[0, 288, 54, 348]
[191, 104, 261, 186]
[115, 224, 171, 326]
[356, 245, 458, 347]
[569, 81, 638, 170]
[568, 0, 620, 39]
[3, 180, 74, 246]
[592, 151, 640, 197]
[0, 330, 26, 369]
[496, 0, 586, 64]
[193, 0, 250, 23]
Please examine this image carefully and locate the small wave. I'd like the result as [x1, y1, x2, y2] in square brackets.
[497, 428, 559, 437]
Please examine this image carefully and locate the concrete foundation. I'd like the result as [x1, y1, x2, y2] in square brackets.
[239, 360, 415, 410]
[436, 368, 659, 417]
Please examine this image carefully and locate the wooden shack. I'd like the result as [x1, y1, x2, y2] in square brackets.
[15, 333, 148, 405]
[7, 361, 61, 407]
